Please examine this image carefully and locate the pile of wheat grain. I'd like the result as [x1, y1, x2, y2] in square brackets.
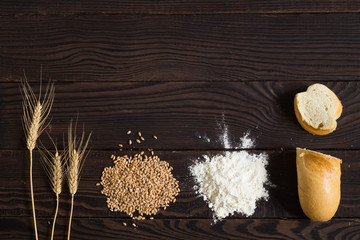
[100, 152, 179, 220]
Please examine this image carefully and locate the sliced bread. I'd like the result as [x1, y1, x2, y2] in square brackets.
[294, 83, 342, 135]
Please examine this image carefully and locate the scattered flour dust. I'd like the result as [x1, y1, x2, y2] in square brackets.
[238, 132, 254, 149]
[219, 122, 231, 149]
[190, 132, 269, 221]
[216, 113, 254, 149]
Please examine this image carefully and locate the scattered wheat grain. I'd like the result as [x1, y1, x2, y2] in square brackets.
[100, 153, 179, 220]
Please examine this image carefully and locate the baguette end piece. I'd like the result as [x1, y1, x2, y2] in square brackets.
[296, 148, 341, 221]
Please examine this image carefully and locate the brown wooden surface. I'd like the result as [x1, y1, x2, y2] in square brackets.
[0, 150, 359, 219]
[1, 218, 360, 240]
[1, 1, 360, 239]
[1, 14, 360, 82]
[1, 81, 360, 150]
[1, 0, 360, 14]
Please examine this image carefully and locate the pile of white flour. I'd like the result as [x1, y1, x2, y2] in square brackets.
[190, 133, 269, 221]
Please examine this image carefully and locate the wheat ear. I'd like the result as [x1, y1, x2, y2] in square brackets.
[39, 136, 64, 240]
[21, 72, 55, 240]
[66, 120, 92, 240]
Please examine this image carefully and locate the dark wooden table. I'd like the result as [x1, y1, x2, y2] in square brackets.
[1, 1, 360, 239]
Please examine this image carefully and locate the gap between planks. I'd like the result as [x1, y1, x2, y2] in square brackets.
[2, 10, 360, 17]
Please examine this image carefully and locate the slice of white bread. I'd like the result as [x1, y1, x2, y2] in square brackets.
[296, 148, 341, 221]
[294, 83, 342, 135]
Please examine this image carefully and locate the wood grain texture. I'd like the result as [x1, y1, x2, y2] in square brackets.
[2, 5, 360, 239]
[0, 81, 359, 150]
[1, 14, 360, 82]
[1, 0, 360, 15]
[1, 150, 359, 219]
[1, 217, 360, 240]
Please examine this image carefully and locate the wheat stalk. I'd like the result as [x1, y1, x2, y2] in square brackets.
[39, 136, 64, 240]
[66, 120, 92, 240]
[21, 72, 55, 240]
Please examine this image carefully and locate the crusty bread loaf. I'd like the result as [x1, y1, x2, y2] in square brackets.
[294, 83, 342, 135]
[296, 148, 341, 221]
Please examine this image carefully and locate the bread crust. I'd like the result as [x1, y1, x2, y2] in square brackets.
[294, 84, 342, 135]
[296, 148, 341, 221]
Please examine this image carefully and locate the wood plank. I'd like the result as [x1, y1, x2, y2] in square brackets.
[1, 1, 360, 15]
[1, 217, 360, 240]
[1, 150, 359, 219]
[1, 14, 360, 82]
[0, 81, 359, 150]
